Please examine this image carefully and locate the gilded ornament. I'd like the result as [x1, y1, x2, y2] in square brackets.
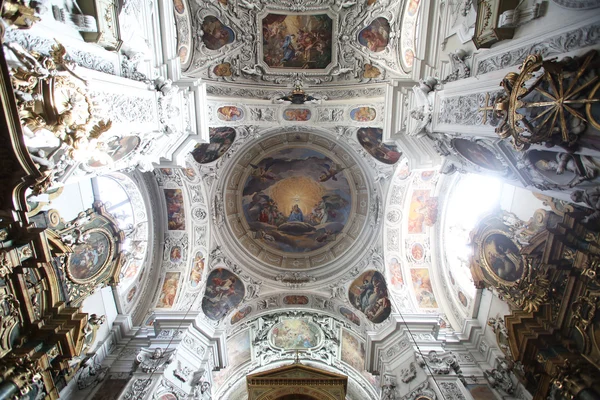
[494, 51, 600, 150]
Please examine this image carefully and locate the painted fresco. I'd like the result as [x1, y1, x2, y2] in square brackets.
[169, 246, 183, 263]
[173, 0, 184, 14]
[270, 319, 322, 349]
[229, 330, 251, 367]
[407, 190, 438, 234]
[408, 0, 421, 16]
[363, 64, 381, 78]
[388, 257, 404, 287]
[68, 231, 110, 281]
[467, 384, 497, 400]
[161, 168, 174, 175]
[341, 329, 365, 371]
[230, 305, 252, 324]
[350, 107, 376, 122]
[189, 251, 205, 287]
[213, 62, 233, 76]
[348, 270, 391, 323]
[122, 261, 140, 281]
[191, 127, 236, 164]
[411, 268, 438, 308]
[157, 394, 177, 400]
[164, 189, 185, 231]
[411, 243, 425, 261]
[283, 108, 311, 121]
[358, 17, 390, 52]
[156, 272, 180, 309]
[242, 147, 351, 253]
[483, 233, 524, 282]
[178, 46, 188, 63]
[340, 307, 360, 326]
[202, 268, 245, 320]
[126, 286, 137, 303]
[283, 295, 309, 305]
[88, 135, 141, 168]
[262, 14, 333, 69]
[217, 106, 244, 121]
[201, 16, 234, 50]
[357, 128, 401, 165]
[182, 163, 196, 179]
[453, 139, 504, 171]
[458, 290, 468, 307]
[404, 49, 415, 67]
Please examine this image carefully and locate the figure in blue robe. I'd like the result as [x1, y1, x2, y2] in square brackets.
[288, 204, 304, 222]
[281, 34, 296, 63]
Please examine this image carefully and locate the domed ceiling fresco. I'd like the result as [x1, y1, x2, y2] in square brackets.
[220, 132, 374, 277]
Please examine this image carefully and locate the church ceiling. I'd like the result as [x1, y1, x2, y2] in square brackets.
[173, 0, 421, 89]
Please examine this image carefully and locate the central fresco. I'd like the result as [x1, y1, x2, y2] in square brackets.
[261, 13, 333, 69]
[242, 147, 351, 253]
[223, 133, 371, 272]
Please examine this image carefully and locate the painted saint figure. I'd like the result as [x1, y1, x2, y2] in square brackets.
[288, 204, 304, 222]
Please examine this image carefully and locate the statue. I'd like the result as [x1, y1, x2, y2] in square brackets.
[532, 152, 600, 188]
[571, 187, 600, 224]
[407, 77, 438, 138]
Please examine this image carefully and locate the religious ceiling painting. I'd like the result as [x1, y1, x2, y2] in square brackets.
[400, 0, 421, 71]
[283, 295, 309, 305]
[202, 268, 245, 320]
[87, 135, 141, 168]
[191, 127, 236, 164]
[348, 270, 391, 323]
[340, 307, 360, 326]
[217, 105, 244, 122]
[189, 251, 205, 288]
[350, 107, 377, 122]
[182, 163, 197, 180]
[407, 190, 438, 234]
[358, 17, 390, 52]
[410, 242, 425, 262]
[156, 272, 180, 309]
[201, 16, 235, 50]
[164, 189, 186, 231]
[283, 108, 312, 122]
[410, 268, 438, 309]
[357, 128, 401, 165]
[341, 329, 365, 371]
[261, 13, 333, 69]
[241, 147, 351, 254]
[126, 286, 137, 303]
[213, 330, 251, 388]
[169, 246, 183, 263]
[388, 257, 404, 288]
[452, 139, 505, 172]
[458, 290, 468, 307]
[270, 319, 322, 350]
[230, 305, 252, 324]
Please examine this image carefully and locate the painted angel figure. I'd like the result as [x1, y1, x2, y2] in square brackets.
[319, 163, 345, 182]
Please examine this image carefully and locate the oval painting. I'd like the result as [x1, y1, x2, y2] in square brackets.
[201, 16, 235, 50]
[127, 286, 137, 303]
[350, 107, 376, 122]
[340, 306, 360, 326]
[191, 127, 236, 164]
[270, 319, 322, 349]
[202, 269, 245, 320]
[182, 163, 196, 179]
[358, 17, 390, 52]
[217, 106, 244, 121]
[173, 0, 185, 13]
[452, 138, 505, 171]
[88, 136, 141, 168]
[348, 270, 391, 323]
[357, 128, 401, 165]
[458, 290, 468, 307]
[283, 295, 309, 305]
[242, 147, 352, 253]
[169, 246, 183, 263]
[482, 233, 524, 283]
[408, 0, 421, 16]
[404, 49, 415, 68]
[178, 46, 188, 64]
[67, 230, 111, 282]
[230, 305, 252, 324]
[411, 243, 425, 261]
[189, 251, 205, 287]
[283, 109, 311, 121]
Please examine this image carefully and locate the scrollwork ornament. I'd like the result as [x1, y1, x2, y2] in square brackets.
[496, 258, 550, 313]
